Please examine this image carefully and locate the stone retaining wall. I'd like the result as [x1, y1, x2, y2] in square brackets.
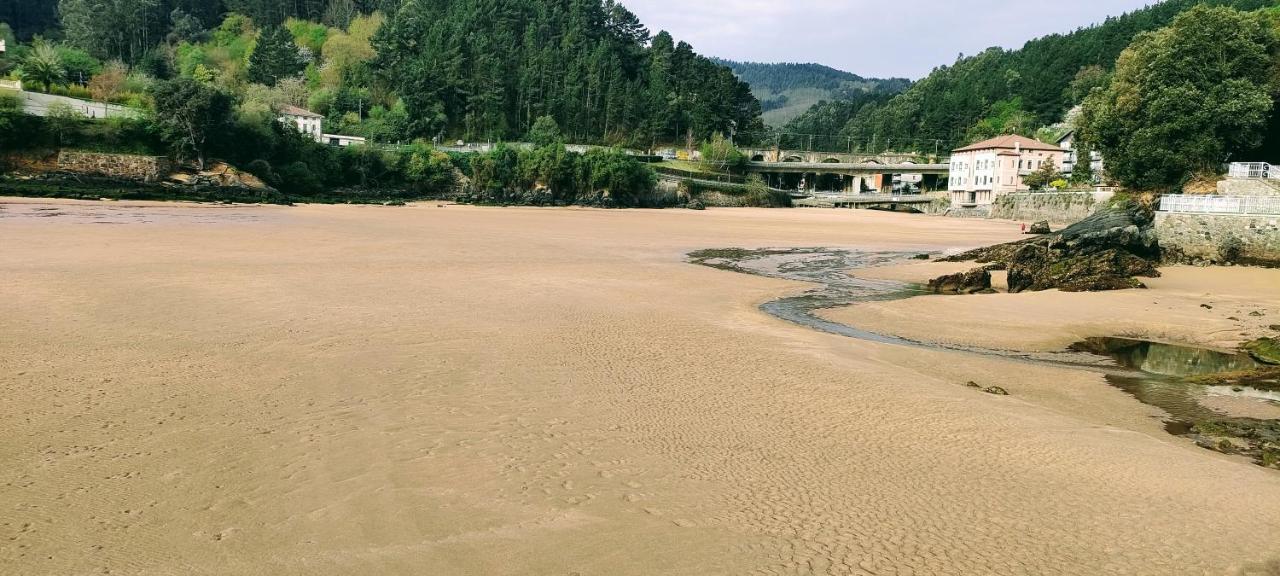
[57, 151, 171, 182]
[989, 191, 1109, 224]
[1156, 212, 1280, 265]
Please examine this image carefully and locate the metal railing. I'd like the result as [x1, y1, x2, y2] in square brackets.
[1228, 162, 1280, 179]
[1159, 194, 1280, 215]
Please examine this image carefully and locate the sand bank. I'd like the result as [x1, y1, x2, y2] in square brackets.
[2, 199, 1279, 575]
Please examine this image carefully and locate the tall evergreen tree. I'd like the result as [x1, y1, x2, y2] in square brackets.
[248, 25, 304, 86]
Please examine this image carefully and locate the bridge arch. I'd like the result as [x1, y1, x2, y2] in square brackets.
[816, 158, 845, 192]
[751, 154, 765, 162]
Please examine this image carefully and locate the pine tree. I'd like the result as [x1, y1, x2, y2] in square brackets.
[248, 25, 304, 86]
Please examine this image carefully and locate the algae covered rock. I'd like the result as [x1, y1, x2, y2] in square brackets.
[1029, 220, 1052, 235]
[1244, 338, 1280, 365]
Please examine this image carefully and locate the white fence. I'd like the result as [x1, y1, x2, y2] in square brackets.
[1159, 194, 1280, 215]
[1228, 162, 1280, 179]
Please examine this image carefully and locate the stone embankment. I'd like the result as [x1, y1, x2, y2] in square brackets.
[1156, 177, 1280, 266]
[56, 151, 171, 182]
[989, 191, 1113, 224]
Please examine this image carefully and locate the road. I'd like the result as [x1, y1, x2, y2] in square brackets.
[15, 90, 141, 119]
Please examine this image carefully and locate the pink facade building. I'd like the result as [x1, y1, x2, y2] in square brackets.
[947, 135, 1066, 207]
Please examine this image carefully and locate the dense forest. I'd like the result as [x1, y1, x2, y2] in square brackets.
[0, 0, 761, 147]
[809, 0, 1276, 153]
[373, 0, 763, 145]
[714, 59, 909, 127]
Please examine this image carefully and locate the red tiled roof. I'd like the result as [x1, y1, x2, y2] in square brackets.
[279, 104, 322, 118]
[954, 134, 1064, 153]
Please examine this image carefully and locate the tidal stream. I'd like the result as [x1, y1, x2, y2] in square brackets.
[689, 247, 1280, 466]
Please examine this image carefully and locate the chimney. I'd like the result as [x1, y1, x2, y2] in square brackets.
[1015, 142, 1021, 154]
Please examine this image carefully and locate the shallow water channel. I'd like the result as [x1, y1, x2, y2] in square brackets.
[689, 247, 1280, 462]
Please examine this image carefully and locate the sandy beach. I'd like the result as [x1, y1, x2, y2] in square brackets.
[3, 198, 1280, 575]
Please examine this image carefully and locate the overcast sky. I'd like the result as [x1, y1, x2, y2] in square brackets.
[621, 0, 1158, 79]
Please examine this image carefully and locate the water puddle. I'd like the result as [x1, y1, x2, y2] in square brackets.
[0, 201, 276, 224]
[690, 247, 1280, 467]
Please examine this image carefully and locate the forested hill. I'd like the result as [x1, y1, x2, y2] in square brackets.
[713, 59, 909, 127]
[1, 0, 761, 146]
[828, 0, 1276, 153]
[375, 0, 763, 145]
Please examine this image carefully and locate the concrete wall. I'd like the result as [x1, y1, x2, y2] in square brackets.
[1218, 178, 1280, 197]
[56, 151, 171, 182]
[1156, 212, 1280, 265]
[990, 191, 1110, 224]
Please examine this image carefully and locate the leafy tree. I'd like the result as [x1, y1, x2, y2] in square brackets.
[1068, 66, 1108, 102]
[89, 60, 128, 103]
[56, 45, 100, 85]
[1071, 141, 1095, 184]
[248, 25, 304, 86]
[1079, 5, 1277, 190]
[21, 41, 66, 92]
[404, 143, 455, 192]
[528, 115, 562, 146]
[1023, 157, 1062, 190]
[45, 101, 83, 145]
[699, 132, 747, 170]
[150, 77, 233, 169]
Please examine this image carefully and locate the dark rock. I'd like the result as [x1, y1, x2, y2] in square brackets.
[1249, 311, 1266, 317]
[942, 203, 1161, 293]
[1029, 220, 1051, 235]
[983, 386, 1010, 396]
[1270, 325, 1280, 332]
[1201, 304, 1214, 310]
[927, 267, 992, 295]
[687, 199, 706, 211]
[911, 254, 931, 260]
[964, 381, 982, 388]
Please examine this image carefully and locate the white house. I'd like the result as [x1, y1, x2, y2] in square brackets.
[278, 105, 324, 142]
[277, 104, 371, 148]
[1056, 131, 1104, 184]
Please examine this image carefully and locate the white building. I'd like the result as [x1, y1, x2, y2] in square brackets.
[278, 105, 324, 142]
[1056, 131, 1104, 184]
[323, 134, 367, 147]
[277, 104, 371, 148]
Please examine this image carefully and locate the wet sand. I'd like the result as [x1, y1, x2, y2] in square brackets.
[3, 198, 1280, 575]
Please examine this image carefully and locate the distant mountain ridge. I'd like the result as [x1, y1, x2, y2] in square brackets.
[712, 59, 911, 127]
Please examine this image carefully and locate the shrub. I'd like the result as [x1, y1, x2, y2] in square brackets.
[743, 174, 792, 208]
[277, 161, 323, 195]
[246, 159, 280, 188]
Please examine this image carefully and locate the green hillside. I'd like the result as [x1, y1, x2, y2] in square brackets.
[713, 59, 910, 127]
[828, 0, 1276, 152]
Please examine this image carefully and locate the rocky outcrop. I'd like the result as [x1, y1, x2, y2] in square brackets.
[927, 268, 993, 294]
[944, 202, 1161, 293]
[1029, 220, 1051, 235]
